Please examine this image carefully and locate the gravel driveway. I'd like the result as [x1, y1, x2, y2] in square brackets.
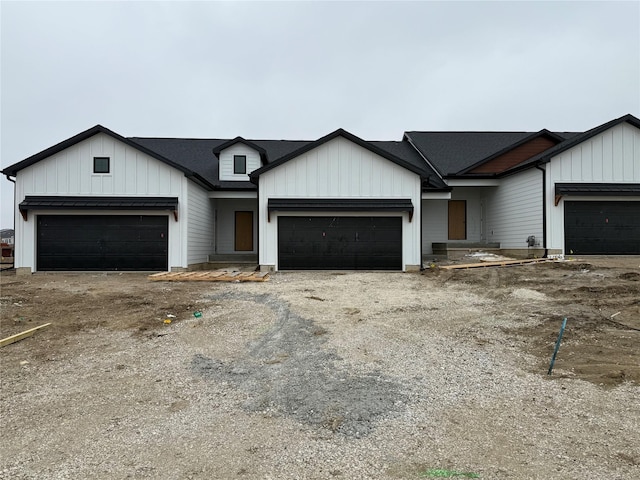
[1, 264, 639, 479]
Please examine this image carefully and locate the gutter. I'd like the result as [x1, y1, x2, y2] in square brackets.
[535, 164, 548, 258]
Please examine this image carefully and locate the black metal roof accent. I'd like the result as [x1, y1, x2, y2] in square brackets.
[555, 183, 640, 196]
[212, 137, 269, 165]
[19, 196, 179, 211]
[267, 198, 414, 221]
[249, 129, 427, 183]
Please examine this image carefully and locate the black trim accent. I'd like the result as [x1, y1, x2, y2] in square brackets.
[555, 183, 640, 196]
[536, 165, 548, 257]
[20, 196, 178, 212]
[267, 198, 414, 221]
[93, 157, 110, 174]
[233, 155, 247, 174]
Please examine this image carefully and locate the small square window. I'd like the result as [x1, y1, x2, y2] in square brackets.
[234, 155, 246, 174]
[93, 157, 110, 174]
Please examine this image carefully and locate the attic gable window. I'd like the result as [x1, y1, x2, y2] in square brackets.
[234, 155, 247, 174]
[93, 156, 110, 174]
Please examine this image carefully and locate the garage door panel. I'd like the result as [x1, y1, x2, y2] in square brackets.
[564, 201, 640, 255]
[37, 215, 168, 271]
[278, 216, 402, 270]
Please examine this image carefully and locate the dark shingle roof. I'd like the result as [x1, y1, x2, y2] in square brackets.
[129, 137, 312, 189]
[370, 141, 447, 189]
[404, 131, 579, 177]
[7, 115, 636, 194]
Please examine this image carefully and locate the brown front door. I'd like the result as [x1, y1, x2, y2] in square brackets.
[235, 211, 253, 251]
[448, 200, 466, 240]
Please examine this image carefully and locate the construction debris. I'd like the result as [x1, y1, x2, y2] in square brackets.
[440, 258, 554, 270]
[0, 323, 52, 348]
[148, 270, 269, 282]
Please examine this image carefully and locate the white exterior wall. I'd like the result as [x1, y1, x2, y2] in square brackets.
[13, 133, 190, 271]
[186, 181, 215, 265]
[219, 144, 262, 181]
[421, 188, 487, 254]
[421, 200, 448, 254]
[546, 122, 640, 253]
[484, 168, 543, 249]
[258, 137, 422, 270]
[215, 198, 258, 254]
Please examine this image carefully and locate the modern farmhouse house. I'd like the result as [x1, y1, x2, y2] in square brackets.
[2, 114, 639, 274]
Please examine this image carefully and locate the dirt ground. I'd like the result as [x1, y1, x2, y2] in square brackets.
[1, 257, 639, 479]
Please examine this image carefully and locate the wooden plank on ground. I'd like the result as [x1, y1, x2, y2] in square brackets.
[148, 271, 269, 282]
[440, 258, 552, 270]
[0, 323, 52, 348]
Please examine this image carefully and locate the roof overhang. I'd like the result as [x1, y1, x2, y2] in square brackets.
[267, 198, 414, 222]
[18, 196, 179, 221]
[554, 183, 640, 205]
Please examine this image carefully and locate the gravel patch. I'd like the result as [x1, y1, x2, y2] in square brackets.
[192, 292, 407, 437]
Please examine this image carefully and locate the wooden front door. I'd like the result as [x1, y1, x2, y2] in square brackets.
[235, 211, 253, 251]
[448, 200, 466, 240]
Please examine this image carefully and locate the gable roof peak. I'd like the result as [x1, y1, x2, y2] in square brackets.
[248, 127, 427, 183]
[211, 136, 269, 164]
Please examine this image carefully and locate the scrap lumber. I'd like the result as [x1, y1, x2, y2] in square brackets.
[148, 270, 269, 282]
[440, 258, 553, 270]
[0, 323, 52, 348]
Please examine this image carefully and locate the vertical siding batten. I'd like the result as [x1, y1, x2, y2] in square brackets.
[12, 132, 190, 272]
[258, 137, 422, 270]
[547, 122, 640, 253]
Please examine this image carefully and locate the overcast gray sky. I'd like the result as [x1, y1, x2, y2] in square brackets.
[1, 1, 639, 229]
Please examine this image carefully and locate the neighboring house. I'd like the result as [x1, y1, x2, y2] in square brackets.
[2, 114, 639, 274]
[0, 228, 14, 259]
[0, 229, 14, 245]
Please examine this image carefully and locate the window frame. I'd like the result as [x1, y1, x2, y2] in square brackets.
[93, 156, 110, 174]
[233, 155, 247, 175]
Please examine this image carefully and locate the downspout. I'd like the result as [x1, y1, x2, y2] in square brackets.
[419, 177, 427, 271]
[535, 164, 548, 258]
[256, 180, 260, 271]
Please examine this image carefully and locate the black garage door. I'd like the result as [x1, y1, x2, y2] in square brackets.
[278, 216, 402, 270]
[565, 201, 640, 254]
[37, 215, 168, 271]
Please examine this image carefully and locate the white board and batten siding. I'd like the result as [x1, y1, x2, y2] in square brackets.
[485, 168, 544, 250]
[219, 144, 262, 181]
[258, 136, 422, 270]
[13, 132, 198, 271]
[545, 122, 640, 252]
